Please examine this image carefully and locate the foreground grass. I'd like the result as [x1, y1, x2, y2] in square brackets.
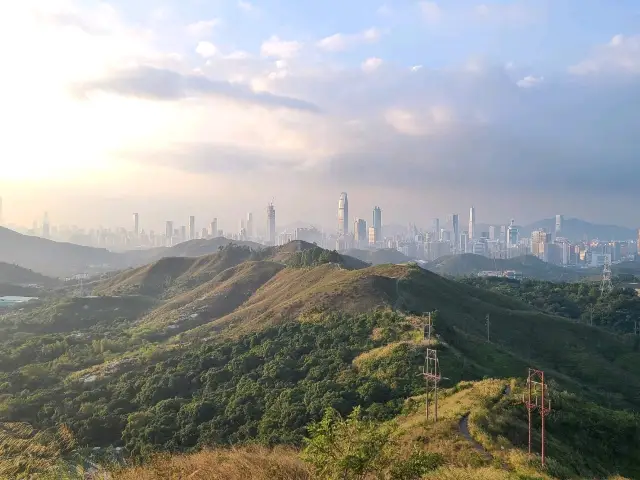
[111, 446, 310, 480]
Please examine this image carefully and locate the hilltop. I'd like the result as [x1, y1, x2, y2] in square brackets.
[425, 253, 590, 282]
[522, 217, 636, 241]
[343, 248, 412, 265]
[0, 243, 639, 478]
[0, 262, 60, 287]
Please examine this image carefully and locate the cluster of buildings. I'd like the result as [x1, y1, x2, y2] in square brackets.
[5, 195, 640, 267]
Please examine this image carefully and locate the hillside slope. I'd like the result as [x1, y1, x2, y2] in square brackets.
[0, 262, 60, 287]
[2, 247, 640, 478]
[426, 253, 589, 281]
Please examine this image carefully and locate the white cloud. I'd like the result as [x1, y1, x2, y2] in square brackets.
[224, 50, 251, 60]
[261, 35, 302, 59]
[377, 5, 393, 16]
[316, 28, 381, 52]
[472, 2, 538, 25]
[361, 57, 383, 72]
[238, 1, 257, 13]
[570, 34, 640, 75]
[186, 19, 220, 37]
[419, 1, 442, 24]
[516, 75, 544, 88]
[195, 41, 218, 58]
[411, 65, 423, 72]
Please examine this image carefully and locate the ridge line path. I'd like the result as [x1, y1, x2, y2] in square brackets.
[458, 384, 511, 461]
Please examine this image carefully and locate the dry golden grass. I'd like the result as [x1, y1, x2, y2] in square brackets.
[112, 446, 311, 480]
[424, 466, 520, 479]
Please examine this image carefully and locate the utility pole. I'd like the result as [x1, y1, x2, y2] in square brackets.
[423, 312, 433, 342]
[522, 368, 552, 467]
[486, 313, 491, 342]
[422, 348, 442, 422]
[600, 256, 613, 296]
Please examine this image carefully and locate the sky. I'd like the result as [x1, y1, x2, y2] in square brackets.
[1, 0, 640, 232]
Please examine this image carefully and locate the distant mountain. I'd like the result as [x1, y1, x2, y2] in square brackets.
[344, 248, 411, 265]
[152, 237, 263, 260]
[424, 253, 591, 282]
[0, 262, 60, 287]
[521, 218, 636, 241]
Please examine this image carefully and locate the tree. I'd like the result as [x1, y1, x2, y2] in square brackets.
[302, 407, 394, 480]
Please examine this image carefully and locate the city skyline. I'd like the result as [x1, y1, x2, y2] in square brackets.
[2, 2, 640, 229]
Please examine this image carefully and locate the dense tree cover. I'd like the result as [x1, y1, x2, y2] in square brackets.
[461, 277, 640, 334]
[286, 248, 343, 267]
[0, 311, 427, 458]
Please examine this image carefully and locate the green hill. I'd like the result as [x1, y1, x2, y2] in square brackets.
[344, 248, 411, 265]
[426, 253, 591, 282]
[0, 245, 639, 478]
[0, 263, 60, 287]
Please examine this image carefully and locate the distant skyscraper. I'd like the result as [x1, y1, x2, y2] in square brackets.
[372, 206, 382, 243]
[165, 221, 173, 246]
[500, 225, 507, 243]
[448, 214, 460, 252]
[433, 218, 440, 236]
[338, 192, 349, 235]
[246, 212, 253, 240]
[507, 219, 519, 246]
[133, 213, 139, 237]
[353, 218, 367, 246]
[469, 207, 476, 241]
[489, 225, 496, 241]
[189, 216, 195, 240]
[181, 225, 187, 243]
[210, 218, 218, 238]
[267, 202, 276, 245]
[42, 212, 50, 239]
[555, 214, 564, 238]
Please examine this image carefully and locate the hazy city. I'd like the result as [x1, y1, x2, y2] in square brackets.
[2, 1, 640, 479]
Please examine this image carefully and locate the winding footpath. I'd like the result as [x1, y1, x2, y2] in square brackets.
[458, 385, 512, 460]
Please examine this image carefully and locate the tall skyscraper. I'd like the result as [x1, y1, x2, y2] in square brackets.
[432, 218, 440, 237]
[555, 214, 564, 238]
[372, 206, 382, 243]
[189, 216, 195, 240]
[181, 225, 187, 243]
[246, 212, 253, 240]
[448, 214, 460, 252]
[165, 221, 173, 246]
[507, 219, 519, 246]
[210, 218, 218, 238]
[354, 218, 367, 247]
[489, 225, 496, 241]
[468, 207, 476, 241]
[338, 192, 349, 235]
[267, 202, 276, 245]
[133, 213, 139, 237]
[42, 212, 50, 239]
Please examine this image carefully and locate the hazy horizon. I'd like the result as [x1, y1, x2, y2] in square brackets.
[3, 1, 640, 230]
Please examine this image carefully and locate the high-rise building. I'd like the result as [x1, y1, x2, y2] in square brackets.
[637, 229, 640, 255]
[354, 218, 367, 247]
[210, 218, 218, 238]
[555, 214, 564, 238]
[469, 207, 476, 241]
[246, 212, 253, 240]
[165, 221, 173, 246]
[338, 192, 349, 236]
[531, 229, 552, 261]
[267, 202, 276, 245]
[42, 212, 50, 239]
[489, 225, 496, 241]
[372, 206, 382, 243]
[433, 218, 440, 237]
[368, 226, 377, 246]
[447, 214, 460, 252]
[180, 225, 187, 243]
[189, 216, 195, 240]
[500, 225, 507, 243]
[133, 213, 139, 237]
[507, 219, 519, 246]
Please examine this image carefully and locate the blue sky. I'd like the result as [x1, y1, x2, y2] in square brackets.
[2, 0, 640, 230]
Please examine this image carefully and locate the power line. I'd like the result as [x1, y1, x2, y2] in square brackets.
[600, 256, 613, 296]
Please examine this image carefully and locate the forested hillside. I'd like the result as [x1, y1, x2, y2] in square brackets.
[0, 243, 639, 479]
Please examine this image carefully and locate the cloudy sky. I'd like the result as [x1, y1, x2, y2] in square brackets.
[1, 0, 640, 232]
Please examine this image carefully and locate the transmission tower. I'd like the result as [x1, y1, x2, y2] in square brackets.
[522, 368, 552, 467]
[421, 348, 442, 422]
[423, 312, 433, 342]
[600, 256, 613, 296]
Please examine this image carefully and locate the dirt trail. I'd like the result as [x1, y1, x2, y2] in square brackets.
[458, 385, 511, 460]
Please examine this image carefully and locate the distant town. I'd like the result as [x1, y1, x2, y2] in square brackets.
[1, 193, 637, 270]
